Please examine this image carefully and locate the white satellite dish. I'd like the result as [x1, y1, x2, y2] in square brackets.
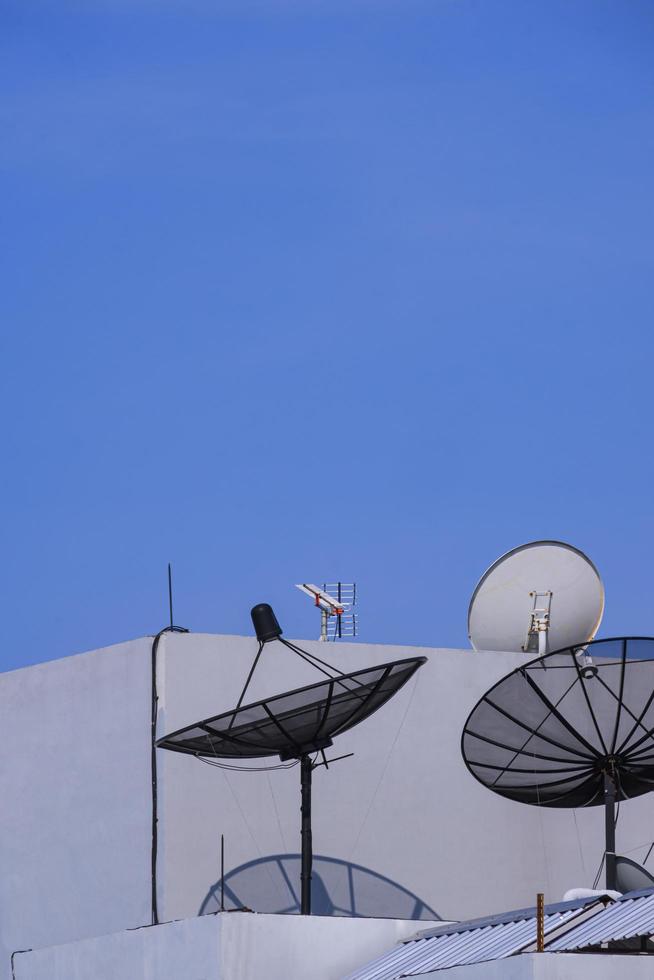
[468, 540, 604, 655]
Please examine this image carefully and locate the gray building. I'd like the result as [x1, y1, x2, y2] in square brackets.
[2, 631, 652, 978]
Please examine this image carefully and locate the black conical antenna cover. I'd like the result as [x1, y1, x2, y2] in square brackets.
[251, 603, 282, 643]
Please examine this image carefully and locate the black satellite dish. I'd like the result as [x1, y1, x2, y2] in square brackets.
[461, 637, 654, 892]
[157, 603, 426, 915]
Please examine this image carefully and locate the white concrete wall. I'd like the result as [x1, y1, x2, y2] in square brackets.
[3, 631, 654, 980]
[12, 916, 221, 980]
[12, 912, 435, 980]
[157, 633, 654, 925]
[419, 952, 654, 979]
[0, 640, 152, 980]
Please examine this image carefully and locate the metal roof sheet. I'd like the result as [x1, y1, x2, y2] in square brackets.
[346, 888, 654, 979]
[345, 908, 583, 980]
[415, 895, 597, 940]
[549, 891, 654, 950]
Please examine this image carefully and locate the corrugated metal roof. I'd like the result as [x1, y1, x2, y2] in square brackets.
[346, 889, 654, 979]
[414, 896, 596, 941]
[345, 907, 586, 980]
[549, 890, 654, 950]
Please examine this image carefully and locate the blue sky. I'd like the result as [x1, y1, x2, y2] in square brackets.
[2, 0, 653, 671]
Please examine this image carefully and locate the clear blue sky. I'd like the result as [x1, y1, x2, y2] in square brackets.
[2, 0, 653, 672]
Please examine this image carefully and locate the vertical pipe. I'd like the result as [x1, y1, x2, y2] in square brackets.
[605, 770, 617, 891]
[536, 893, 544, 951]
[150, 631, 162, 926]
[220, 834, 225, 912]
[300, 755, 313, 914]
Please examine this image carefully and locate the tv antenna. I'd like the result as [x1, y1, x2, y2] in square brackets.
[468, 541, 604, 657]
[157, 603, 424, 915]
[295, 583, 357, 641]
[461, 637, 654, 892]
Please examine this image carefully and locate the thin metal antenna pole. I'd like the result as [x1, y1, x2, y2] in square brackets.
[604, 769, 617, 891]
[168, 563, 174, 630]
[220, 834, 225, 912]
[300, 754, 313, 915]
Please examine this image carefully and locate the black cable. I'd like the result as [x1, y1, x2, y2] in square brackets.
[195, 755, 299, 773]
[151, 624, 188, 926]
[592, 786, 620, 891]
[593, 854, 605, 890]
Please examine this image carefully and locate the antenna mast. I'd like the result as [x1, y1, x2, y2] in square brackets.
[167, 563, 174, 630]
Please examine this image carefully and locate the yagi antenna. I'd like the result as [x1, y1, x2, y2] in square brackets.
[295, 583, 357, 641]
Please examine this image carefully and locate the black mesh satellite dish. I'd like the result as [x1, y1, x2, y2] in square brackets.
[157, 659, 424, 761]
[157, 603, 426, 915]
[461, 637, 654, 892]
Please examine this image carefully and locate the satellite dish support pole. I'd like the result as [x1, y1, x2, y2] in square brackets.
[300, 754, 313, 914]
[604, 768, 617, 892]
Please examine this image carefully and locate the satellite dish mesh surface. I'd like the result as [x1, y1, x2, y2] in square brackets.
[157, 657, 425, 761]
[462, 638, 654, 807]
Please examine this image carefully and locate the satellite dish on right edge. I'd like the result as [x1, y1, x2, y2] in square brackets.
[468, 540, 604, 654]
[615, 856, 654, 894]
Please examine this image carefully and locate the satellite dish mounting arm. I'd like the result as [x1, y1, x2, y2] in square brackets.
[524, 591, 553, 656]
[604, 766, 618, 892]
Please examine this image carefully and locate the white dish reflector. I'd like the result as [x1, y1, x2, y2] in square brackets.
[468, 540, 604, 654]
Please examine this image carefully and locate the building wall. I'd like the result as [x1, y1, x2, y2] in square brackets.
[3, 631, 654, 979]
[156, 633, 654, 925]
[14, 920, 654, 980]
[12, 916, 222, 980]
[12, 912, 437, 980]
[0, 639, 152, 980]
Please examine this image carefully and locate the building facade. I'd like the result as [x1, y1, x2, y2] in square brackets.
[2, 632, 651, 979]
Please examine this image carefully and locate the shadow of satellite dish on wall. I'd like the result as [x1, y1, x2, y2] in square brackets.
[200, 854, 440, 921]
